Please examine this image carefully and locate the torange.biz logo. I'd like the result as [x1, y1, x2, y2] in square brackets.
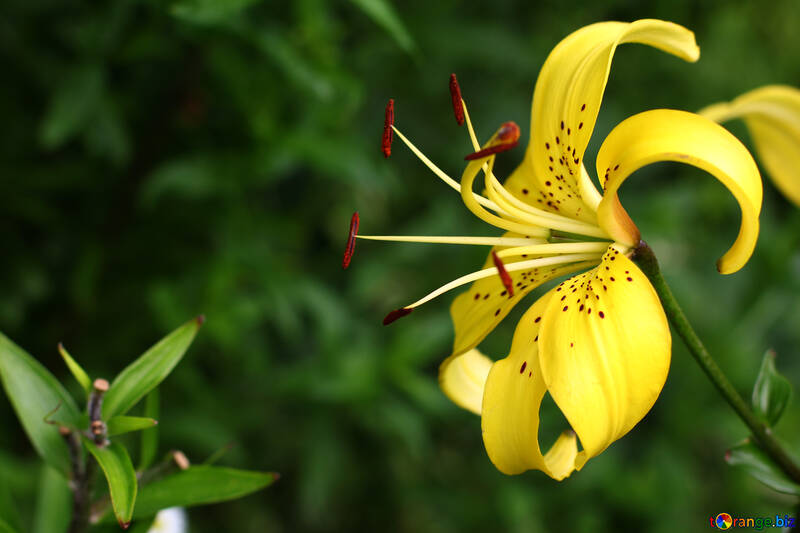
[710, 513, 796, 530]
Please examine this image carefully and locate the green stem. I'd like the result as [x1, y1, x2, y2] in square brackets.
[632, 241, 800, 484]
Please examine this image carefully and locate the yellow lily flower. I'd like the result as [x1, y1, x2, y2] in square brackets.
[700, 85, 800, 206]
[353, 20, 762, 479]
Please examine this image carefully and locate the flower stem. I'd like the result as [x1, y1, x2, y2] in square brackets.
[632, 240, 800, 484]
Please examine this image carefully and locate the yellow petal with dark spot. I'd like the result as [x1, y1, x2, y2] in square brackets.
[481, 290, 579, 478]
[538, 247, 670, 468]
[450, 232, 597, 357]
[505, 19, 700, 222]
[596, 109, 762, 274]
[700, 85, 800, 207]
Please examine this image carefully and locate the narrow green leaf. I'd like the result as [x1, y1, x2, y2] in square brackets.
[103, 317, 203, 419]
[132, 466, 277, 519]
[83, 439, 138, 528]
[32, 466, 71, 533]
[752, 350, 792, 426]
[107, 416, 158, 437]
[0, 480, 21, 533]
[0, 332, 82, 475]
[138, 389, 159, 471]
[57, 343, 92, 398]
[349, 0, 416, 53]
[726, 440, 800, 495]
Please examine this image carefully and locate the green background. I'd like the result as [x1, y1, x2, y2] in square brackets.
[1, 0, 799, 531]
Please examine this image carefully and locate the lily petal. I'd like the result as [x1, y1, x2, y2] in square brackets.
[700, 85, 800, 207]
[596, 109, 762, 274]
[481, 289, 579, 478]
[539, 246, 670, 469]
[438, 348, 492, 415]
[506, 19, 700, 222]
[450, 233, 598, 356]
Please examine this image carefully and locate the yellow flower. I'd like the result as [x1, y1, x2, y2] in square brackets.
[700, 85, 800, 206]
[354, 20, 762, 479]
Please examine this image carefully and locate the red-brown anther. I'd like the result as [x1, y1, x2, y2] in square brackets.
[382, 99, 394, 158]
[497, 121, 520, 143]
[449, 73, 465, 126]
[465, 121, 520, 160]
[491, 251, 514, 297]
[383, 307, 413, 325]
[342, 211, 359, 269]
[464, 141, 519, 160]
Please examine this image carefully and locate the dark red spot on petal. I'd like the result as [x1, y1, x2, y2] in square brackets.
[520, 361, 527, 374]
[382, 99, 394, 157]
[383, 307, 412, 325]
[534, 316, 541, 323]
[342, 212, 360, 269]
[598, 311, 605, 319]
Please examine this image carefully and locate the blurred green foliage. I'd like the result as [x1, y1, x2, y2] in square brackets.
[1, 0, 799, 531]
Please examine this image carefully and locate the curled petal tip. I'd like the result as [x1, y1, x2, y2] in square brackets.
[383, 307, 412, 325]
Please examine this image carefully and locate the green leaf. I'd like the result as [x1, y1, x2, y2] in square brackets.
[83, 439, 138, 528]
[107, 416, 158, 437]
[39, 65, 103, 149]
[32, 466, 71, 533]
[138, 390, 159, 471]
[57, 343, 92, 398]
[751, 349, 792, 426]
[103, 317, 203, 419]
[726, 440, 800, 495]
[132, 466, 277, 519]
[170, 0, 259, 24]
[349, 0, 416, 53]
[0, 479, 21, 533]
[0, 332, 82, 475]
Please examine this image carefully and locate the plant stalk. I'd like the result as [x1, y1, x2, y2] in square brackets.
[632, 240, 800, 484]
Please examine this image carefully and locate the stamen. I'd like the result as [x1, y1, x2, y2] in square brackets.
[356, 235, 545, 247]
[464, 121, 521, 160]
[491, 251, 514, 297]
[342, 212, 360, 269]
[383, 307, 413, 325]
[404, 254, 602, 309]
[449, 74, 465, 126]
[390, 125, 517, 218]
[382, 99, 394, 158]
[496, 241, 610, 259]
